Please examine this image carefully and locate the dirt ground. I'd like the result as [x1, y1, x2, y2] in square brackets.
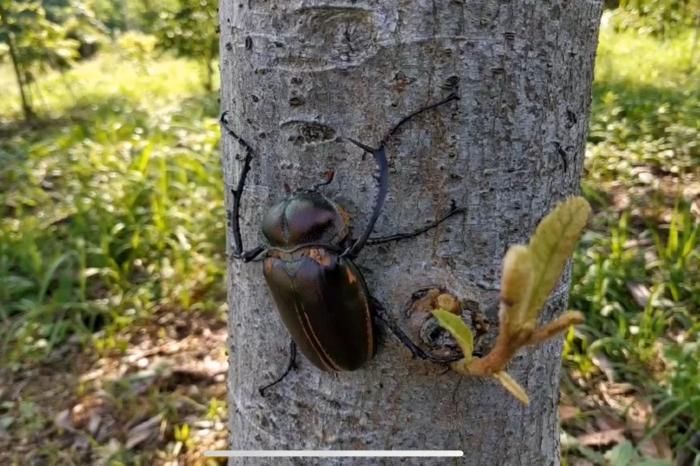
[0, 310, 228, 465]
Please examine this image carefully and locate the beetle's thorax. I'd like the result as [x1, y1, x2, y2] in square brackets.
[261, 191, 349, 250]
[265, 246, 336, 265]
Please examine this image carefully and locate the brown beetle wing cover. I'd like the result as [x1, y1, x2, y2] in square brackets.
[262, 248, 374, 372]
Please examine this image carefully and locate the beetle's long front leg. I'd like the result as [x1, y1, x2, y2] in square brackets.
[367, 201, 465, 246]
[258, 340, 297, 396]
[371, 298, 461, 365]
[221, 112, 267, 262]
[340, 144, 389, 259]
[342, 93, 460, 259]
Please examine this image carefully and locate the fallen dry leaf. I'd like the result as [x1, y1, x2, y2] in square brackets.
[578, 428, 626, 447]
[54, 409, 76, 433]
[570, 459, 595, 466]
[625, 396, 654, 439]
[560, 405, 579, 422]
[126, 414, 163, 449]
[638, 436, 673, 461]
[592, 354, 617, 382]
[594, 414, 626, 433]
[627, 282, 651, 308]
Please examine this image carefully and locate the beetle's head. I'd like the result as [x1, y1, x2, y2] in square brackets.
[262, 191, 349, 248]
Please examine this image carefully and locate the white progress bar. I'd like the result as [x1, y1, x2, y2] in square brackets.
[204, 450, 464, 458]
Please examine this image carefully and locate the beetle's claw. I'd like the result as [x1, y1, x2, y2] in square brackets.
[339, 247, 356, 260]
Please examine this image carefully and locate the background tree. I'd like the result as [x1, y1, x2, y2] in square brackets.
[219, 1, 605, 463]
[0, 0, 80, 120]
[153, 0, 218, 90]
[612, 0, 699, 35]
[42, 0, 110, 59]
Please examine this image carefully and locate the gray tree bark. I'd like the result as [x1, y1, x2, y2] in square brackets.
[220, 1, 603, 464]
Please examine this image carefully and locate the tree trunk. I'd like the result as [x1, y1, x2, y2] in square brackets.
[2, 29, 34, 121]
[220, 1, 603, 464]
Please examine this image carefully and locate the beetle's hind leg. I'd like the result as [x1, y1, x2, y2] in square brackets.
[371, 297, 461, 365]
[367, 200, 465, 246]
[258, 340, 298, 396]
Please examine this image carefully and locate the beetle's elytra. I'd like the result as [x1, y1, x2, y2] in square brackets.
[264, 245, 374, 372]
[222, 94, 464, 395]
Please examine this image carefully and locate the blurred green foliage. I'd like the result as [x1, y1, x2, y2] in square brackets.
[43, 1, 109, 58]
[0, 0, 80, 120]
[152, 0, 219, 90]
[0, 51, 224, 363]
[610, 0, 699, 35]
[84, 0, 177, 33]
[0, 0, 218, 123]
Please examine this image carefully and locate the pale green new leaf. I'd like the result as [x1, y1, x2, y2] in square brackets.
[432, 309, 474, 362]
[492, 371, 530, 405]
[526, 197, 591, 320]
[500, 245, 535, 332]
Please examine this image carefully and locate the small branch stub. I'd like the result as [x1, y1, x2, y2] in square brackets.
[403, 287, 486, 361]
[432, 196, 592, 405]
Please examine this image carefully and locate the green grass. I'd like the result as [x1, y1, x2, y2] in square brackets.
[587, 25, 698, 188]
[563, 15, 699, 465]
[0, 46, 225, 363]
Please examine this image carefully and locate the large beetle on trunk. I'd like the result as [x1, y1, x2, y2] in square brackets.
[222, 95, 463, 395]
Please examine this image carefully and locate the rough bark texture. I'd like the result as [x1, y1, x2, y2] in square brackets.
[220, 1, 603, 464]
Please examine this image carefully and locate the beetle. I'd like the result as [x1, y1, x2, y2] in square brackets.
[221, 94, 464, 395]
